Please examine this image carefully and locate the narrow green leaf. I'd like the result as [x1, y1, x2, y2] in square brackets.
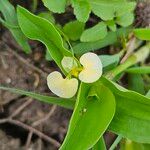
[42, 0, 67, 13]
[60, 82, 115, 150]
[134, 28, 150, 40]
[0, 86, 74, 109]
[72, 0, 91, 23]
[81, 22, 107, 42]
[101, 77, 150, 143]
[73, 27, 130, 54]
[126, 66, 150, 74]
[17, 6, 72, 74]
[63, 20, 85, 41]
[0, 0, 31, 53]
[116, 12, 134, 27]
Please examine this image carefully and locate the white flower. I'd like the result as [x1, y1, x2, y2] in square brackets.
[61, 56, 78, 73]
[79, 52, 102, 83]
[47, 71, 78, 98]
[47, 52, 102, 98]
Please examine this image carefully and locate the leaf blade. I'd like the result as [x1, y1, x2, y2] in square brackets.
[0, 86, 74, 109]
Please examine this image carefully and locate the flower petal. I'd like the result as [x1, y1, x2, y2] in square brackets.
[79, 52, 102, 83]
[47, 71, 78, 98]
[61, 56, 78, 73]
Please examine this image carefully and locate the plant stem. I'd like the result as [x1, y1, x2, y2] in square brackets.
[104, 43, 150, 80]
[109, 135, 122, 150]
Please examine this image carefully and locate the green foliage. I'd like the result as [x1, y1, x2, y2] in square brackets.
[71, 0, 91, 23]
[92, 137, 106, 150]
[60, 82, 115, 150]
[100, 77, 150, 143]
[63, 20, 85, 41]
[126, 66, 150, 74]
[42, 0, 67, 13]
[80, 22, 107, 42]
[38, 11, 55, 24]
[17, 6, 73, 74]
[116, 12, 134, 27]
[73, 27, 130, 54]
[1, 77, 150, 144]
[128, 74, 145, 94]
[41, 0, 135, 42]
[99, 53, 121, 72]
[0, 86, 74, 109]
[0, 0, 31, 53]
[134, 28, 150, 40]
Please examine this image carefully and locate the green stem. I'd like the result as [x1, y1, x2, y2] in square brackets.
[104, 43, 150, 80]
[109, 135, 122, 150]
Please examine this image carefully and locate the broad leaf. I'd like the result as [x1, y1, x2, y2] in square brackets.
[101, 77, 150, 143]
[116, 12, 134, 27]
[0, 0, 31, 53]
[60, 82, 116, 150]
[81, 22, 107, 42]
[134, 28, 150, 40]
[42, 0, 67, 13]
[90, 0, 135, 21]
[0, 86, 74, 109]
[63, 20, 85, 41]
[73, 27, 130, 54]
[72, 0, 91, 23]
[17, 6, 73, 74]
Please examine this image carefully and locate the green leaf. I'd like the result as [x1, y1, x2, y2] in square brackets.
[0, 0, 31, 53]
[90, 0, 135, 21]
[91, 137, 106, 150]
[38, 11, 55, 24]
[134, 28, 150, 40]
[60, 82, 116, 150]
[0, 86, 74, 109]
[128, 74, 145, 94]
[17, 6, 73, 74]
[73, 27, 130, 54]
[106, 20, 116, 32]
[80, 22, 107, 42]
[116, 12, 134, 27]
[99, 53, 121, 71]
[63, 20, 85, 41]
[42, 0, 67, 13]
[101, 77, 150, 143]
[72, 0, 91, 23]
[126, 66, 150, 74]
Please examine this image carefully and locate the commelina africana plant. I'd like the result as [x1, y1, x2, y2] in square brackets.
[47, 52, 103, 98]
